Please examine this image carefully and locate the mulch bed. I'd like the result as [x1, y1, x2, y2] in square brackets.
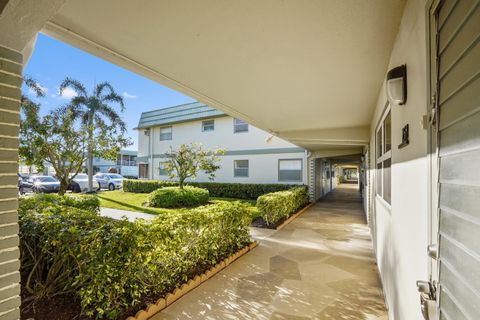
[20, 258, 223, 319]
[250, 216, 285, 229]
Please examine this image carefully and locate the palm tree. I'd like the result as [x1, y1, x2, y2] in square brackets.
[59, 78, 126, 192]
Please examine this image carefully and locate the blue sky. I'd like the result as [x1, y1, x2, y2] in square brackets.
[23, 33, 195, 150]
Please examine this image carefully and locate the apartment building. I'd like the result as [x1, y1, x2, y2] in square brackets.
[136, 102, 308, 185]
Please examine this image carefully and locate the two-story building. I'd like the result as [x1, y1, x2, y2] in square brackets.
[92, 149, 139, 178]
[136, 102, 308, 184]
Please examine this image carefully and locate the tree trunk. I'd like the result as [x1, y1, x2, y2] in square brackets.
[59, 179, 68, 196]
[87, 115, 94, 192]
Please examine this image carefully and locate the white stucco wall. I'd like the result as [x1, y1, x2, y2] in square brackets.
[369, 0, 429, 318]
[151, 153, 307, 184]
[139, 116, 300, 153]
[138, 115, 307, 184]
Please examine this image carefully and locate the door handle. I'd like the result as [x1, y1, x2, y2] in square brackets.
[416, 280, 437, 320]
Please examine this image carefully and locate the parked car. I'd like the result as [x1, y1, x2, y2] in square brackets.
[68, 174, 101, 193]
[95, 173, 123, 191]
[18, 174, 34, 195]
[29, 175, 60, 193]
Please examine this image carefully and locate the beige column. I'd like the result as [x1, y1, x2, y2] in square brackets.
[0, 44, 22, 320]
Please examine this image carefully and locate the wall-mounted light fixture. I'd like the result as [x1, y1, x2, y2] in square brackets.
[386, 64, 407, 105]
[265, 134, 274, 144]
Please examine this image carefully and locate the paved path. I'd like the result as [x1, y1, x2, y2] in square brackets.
[100, 207, 156, 222]
[151, 184, 387, 320]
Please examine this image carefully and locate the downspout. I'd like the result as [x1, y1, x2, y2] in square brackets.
[150, 128, 154, 179]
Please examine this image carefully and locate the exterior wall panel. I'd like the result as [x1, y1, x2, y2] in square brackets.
[368, 0, 430, 318]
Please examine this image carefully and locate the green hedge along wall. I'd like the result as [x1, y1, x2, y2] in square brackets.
[123, 179, 305, 200]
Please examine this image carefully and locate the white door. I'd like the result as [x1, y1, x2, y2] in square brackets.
[427, 0, 480, 319]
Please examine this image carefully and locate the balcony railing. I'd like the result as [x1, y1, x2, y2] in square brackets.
[116, 160, 137, 166]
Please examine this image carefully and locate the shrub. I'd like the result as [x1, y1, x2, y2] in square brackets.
[124, 179, 303, 199]
[257, 186, 309, 225]
[123, 179, 176, 193]
[148, 186, 209, 208]
[19, 193, 100, 212]
[19, 197, 251, 319]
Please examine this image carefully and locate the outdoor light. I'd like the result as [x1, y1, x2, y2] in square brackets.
[265, 134, 274, 144]
[386, 64, 407, 105]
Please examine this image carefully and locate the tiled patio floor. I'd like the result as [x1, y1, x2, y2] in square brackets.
[151, 184, 387, 320]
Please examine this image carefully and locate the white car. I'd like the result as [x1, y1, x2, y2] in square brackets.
[95, 173, 123, 191]
[69, 174, 101, 193]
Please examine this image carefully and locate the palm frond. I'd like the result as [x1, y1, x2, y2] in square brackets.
[23, 76, 46, 98]
[59, 77, 87, 98]
[97, 104, 127, 132]
[102, 92, 125, 111]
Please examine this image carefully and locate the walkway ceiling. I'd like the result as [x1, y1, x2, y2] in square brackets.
[45, 0, 405, 152]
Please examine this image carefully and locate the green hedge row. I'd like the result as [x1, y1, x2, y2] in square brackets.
[19, 195, 251, 319]
[123, 179, 304, 199]
[257, 186, 309, 225]
[19, 193, 100, 212]
[148, 186, 209, 208]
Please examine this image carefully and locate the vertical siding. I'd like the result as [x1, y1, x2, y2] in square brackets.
[0, 45, 21, 320]
[436, 0, 480, 319]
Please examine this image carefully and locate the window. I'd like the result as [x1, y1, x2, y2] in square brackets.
[278, 159, 302, 182]
[233, 118, 248, 133]
[160, 126, 172, 141]
[158, 162, 168, 176]
[376, 107, 392, 204]
[234, 160, 249, 177]
[202, 120, 215, 132]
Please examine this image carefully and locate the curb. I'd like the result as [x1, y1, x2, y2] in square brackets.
[275, 203, 314, 230]
[127, 241, 259, 320]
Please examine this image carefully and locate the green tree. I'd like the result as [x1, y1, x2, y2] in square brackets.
[19, 80, 89, 195]
[163, 143, 225, 189]
[59, 78, 130, 192]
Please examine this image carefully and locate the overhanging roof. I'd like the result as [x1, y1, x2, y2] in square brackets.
[136, 102, 225, 129]
[44, 0, 406, 152]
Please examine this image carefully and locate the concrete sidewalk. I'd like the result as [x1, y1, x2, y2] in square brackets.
[151, 184, 387, 320]
[100, 207, 156, 222]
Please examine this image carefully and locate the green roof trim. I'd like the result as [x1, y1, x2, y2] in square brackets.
[136, 102, 226, 129]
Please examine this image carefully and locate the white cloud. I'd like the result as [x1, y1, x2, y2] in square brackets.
[57, 87, 78, 99]
[123, 91, 137, 99]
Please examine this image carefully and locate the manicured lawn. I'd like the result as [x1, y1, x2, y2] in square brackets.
[95, 190, 260, 219]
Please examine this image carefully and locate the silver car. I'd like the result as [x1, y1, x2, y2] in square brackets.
[95, 173, 123, 191]
[68, 174, 101, 193]
[30, 175, 60, 193]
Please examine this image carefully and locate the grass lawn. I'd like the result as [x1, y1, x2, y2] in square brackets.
[95, 190, 260, 219]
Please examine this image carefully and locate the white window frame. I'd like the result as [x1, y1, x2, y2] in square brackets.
[202, 119, 215, 132]
[233, 118, 248, 133]
[376, 104, 392, 205]
[160, 126, 172, 141]
[234, 160, 249, 177]
[278, 159, 303, 182]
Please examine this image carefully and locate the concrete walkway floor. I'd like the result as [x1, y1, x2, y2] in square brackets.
[151, 184, 387, 320]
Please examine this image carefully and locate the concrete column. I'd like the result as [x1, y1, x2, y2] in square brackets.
[0, 45, 22, 320]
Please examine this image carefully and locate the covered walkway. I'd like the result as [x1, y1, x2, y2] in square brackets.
[153, 184, 387, 320]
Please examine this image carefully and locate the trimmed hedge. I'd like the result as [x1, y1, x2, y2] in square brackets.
[257, 186, 309, 225]
[148, 186, 209, 208]
[123, 179, 303, 200]
[19, 193, 100, 212]
[19, 195, 251, 319]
